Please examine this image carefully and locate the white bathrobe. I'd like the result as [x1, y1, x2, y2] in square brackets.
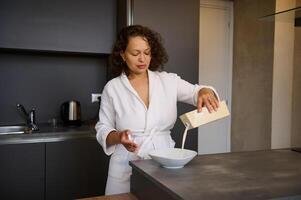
[95, 70, 218, 195]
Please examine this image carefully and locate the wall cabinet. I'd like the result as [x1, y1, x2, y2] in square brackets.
[0, 0, 116, 54]
[0, 138, 109, 200]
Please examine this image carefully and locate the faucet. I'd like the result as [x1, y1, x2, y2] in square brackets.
[16, 104, 39, 131]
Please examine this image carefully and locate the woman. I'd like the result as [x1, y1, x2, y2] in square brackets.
[95, 25, 219, 195]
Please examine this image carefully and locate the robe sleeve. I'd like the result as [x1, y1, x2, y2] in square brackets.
[95, 83, 117, 155]
[176, 74, 220, 106]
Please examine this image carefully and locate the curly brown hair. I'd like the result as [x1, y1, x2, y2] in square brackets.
[109, 25, 168, 77]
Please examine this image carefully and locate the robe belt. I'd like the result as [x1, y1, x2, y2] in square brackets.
[130, 130, 171, 136]
[131, 129, 171, 159]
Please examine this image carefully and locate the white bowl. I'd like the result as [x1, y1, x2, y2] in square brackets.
[149, 148, 197, 169]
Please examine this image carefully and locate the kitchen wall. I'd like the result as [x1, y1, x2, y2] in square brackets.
[291, 27, 301, 147]
[232, 0, 275, 151]
[132, 0, 200, 151]
[0, 0, 116, 125]
[271, 0, 296, 149]
[0, 52, 107, 125]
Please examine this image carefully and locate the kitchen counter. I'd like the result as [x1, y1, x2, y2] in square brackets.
[0, 121, 109, 199]
[0, 123, 96, 145]
[130, 150, 301, 200]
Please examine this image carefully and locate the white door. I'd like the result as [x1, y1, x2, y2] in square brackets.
[198, 0, 233, 154]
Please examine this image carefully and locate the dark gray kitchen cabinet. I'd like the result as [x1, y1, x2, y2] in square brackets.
[0, 143, 45, 200]
[45, 138, 109, 200]
[0, 0, 116, 54]
[0, 137, 109, 200]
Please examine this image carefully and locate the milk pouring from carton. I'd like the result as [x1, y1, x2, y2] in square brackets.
[179, 101, 230, 149]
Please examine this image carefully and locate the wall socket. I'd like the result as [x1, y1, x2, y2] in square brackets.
[91, 93, 102, 103]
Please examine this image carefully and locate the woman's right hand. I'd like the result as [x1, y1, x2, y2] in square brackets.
[119, 130, 138, 152]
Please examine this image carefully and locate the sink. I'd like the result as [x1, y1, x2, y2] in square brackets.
[0, 125, 31, 135]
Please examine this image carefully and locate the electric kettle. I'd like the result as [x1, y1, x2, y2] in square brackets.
[61, 100, 81, 126]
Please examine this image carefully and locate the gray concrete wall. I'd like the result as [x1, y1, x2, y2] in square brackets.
[291, 27, 301, 147]
[231, 0, 275, 151]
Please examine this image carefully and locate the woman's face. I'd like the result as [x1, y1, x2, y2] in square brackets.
[120, 36, 151, 76]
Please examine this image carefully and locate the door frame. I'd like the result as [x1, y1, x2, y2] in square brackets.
[199, 0, 233, 153]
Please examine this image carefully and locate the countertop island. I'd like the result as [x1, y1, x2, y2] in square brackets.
[130, 149, 301, 200]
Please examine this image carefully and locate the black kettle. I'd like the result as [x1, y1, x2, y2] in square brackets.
[61, 100, 81, 126]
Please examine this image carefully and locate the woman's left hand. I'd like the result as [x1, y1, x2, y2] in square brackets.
[197, 88, 219, 113]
